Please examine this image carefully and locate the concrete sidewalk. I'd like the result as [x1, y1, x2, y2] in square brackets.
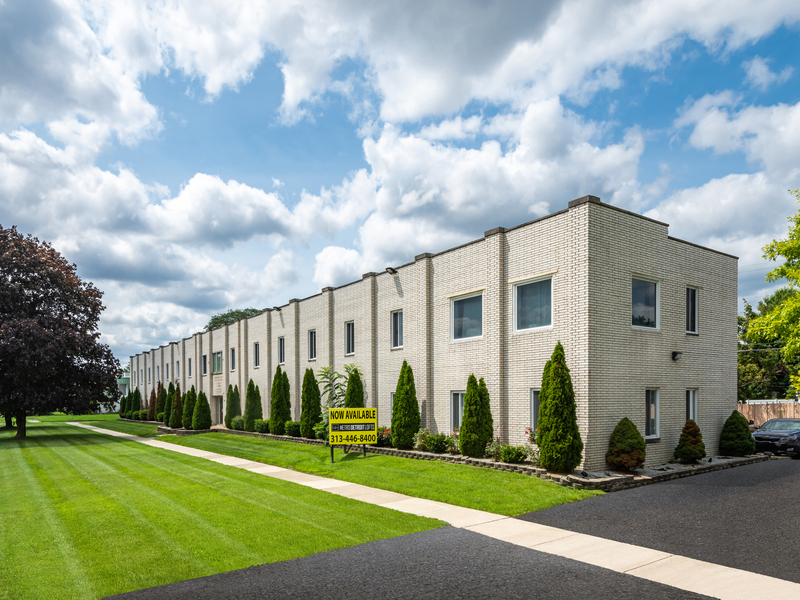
[70, 422, 800, 600]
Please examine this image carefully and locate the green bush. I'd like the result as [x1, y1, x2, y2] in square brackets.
[254, 419, 269, 433]
[163, 383, 173, 427]
[460, 374, 493, 457]
[285, 420, 301, 437]
[231, 415, 245, 431]
[243, 379, 263, 432]
[674, 419, 706, 462]
[155, 383, 166, 415]
[537, 342, 584, 473]
[605, 417, 646, 470]
[225, 384, 242, 429]
[300, 369, 322, 438]
[413, 429, 431, 451]
[485, 438, 502, 461]
[446, 431, 459, 455]
[270, 366, 292, 435]
[182, 386, 197, 430]
[376, 427, 392, 447]
[169, 384, 183, 429]
[426, 433, 448, 453]
[719, 410, 756, 456]
[344, 368, 365, 408]
[156, 412, 164, 423]
[133, 410, 141, 420]
[499, 445, 527, 464]
[192, 391, 212, 430]
[313, 421, 326, 440]
[391, 360, 421, 450]
[119, 393, 128, 415]
[146, 388, 155, 421]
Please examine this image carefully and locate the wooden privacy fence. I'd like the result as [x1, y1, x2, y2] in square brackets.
[739, 402, 800, 425]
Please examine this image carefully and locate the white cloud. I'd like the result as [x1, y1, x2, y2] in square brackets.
[312, 246, 364, 289]
[418, 116, 482, 141]
[743, 56, 793, 91]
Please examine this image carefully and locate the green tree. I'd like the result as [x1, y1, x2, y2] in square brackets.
[270, 366, 291, 435]
[119, 393, 128, 416]
[749, 190, 800, 396]
[537, 342, 584, 472]
[192, 391, 212, 430]
[169, 383, 183, 428]
[182, 386, 197, 430]
[719, 410, 756, 456]
[391, 361, 420, 450]
[163, 382, 173, 426]
[300, 369, 322, 438]
[243, 379, 263, 432]
[535, 359, 553, 446]
[344, 367, 365, 408]
[459, 374, 489, 457]
[224, 384, 241, 429]
[674, 419, 706, 462]
[477, 377, 494, 447]
[146, 388, 155, 421]
[155, 382, 166, 415]
[224, 385, 233, 428]
[205, 308, 262, 331]
[605, 417, 646, 470]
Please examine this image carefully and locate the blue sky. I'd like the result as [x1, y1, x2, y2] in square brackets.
[1, 0, 799, 363]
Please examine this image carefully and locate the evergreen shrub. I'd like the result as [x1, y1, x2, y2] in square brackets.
[537, 342, 584, 473]
[157, 412, 164, 423]
[499, 445, 527, 464]
[719, 410, 756, 456]
[300, 369, 322, 438]
[674, 419, 706, 462]
[163, 384, 173, 427]
[460, 374, 492, 457]
[391, 361, 421, 449]
[231, 415, 244, 431]
[254, 419, 269, 433]
[192, 391, 212, 430]
[605, 417, 646, 470]
[119, 393, 128, 415]
[243, 379, 263, 432]
[169, 384, 183, 429]
[270, 366, 291, 435]
[285, 420, 301, 437]
[344, 369, 365, 408]
[155, 383, 166, 415]
[182, 386, 197, 430]
[146, 388, 155, 421]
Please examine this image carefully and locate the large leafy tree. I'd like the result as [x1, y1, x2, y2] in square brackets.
[0, 226, 120, 437]
[205, 308, 262, 331]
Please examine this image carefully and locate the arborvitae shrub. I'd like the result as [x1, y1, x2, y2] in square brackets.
[459, 374, 486, 457]
[156, 383, 166, 415]
[270, 366, 291, 435]
[156, 412, 164, 423]
[163, 385, 173, 427]
[231, 415, 244, 431]
[254, 419, 269, 433]
[719, 410, 756, 456]
[300, 369, 322, 438]
[535, 359, 552, 446]
[284, 420, 301, 437]
[538, 342, 584, 473]
[499, 445, 527, 464]
[391, 361, 421, 450]
[344, 369, 364, 408]
[224, 385, 233, 428]
[674, 419, 706, 462]
[605, 417, 646, 470]
[119, 393, 128, 415]
[182, 386, 197, 430]
[169, 385, 183, 428]
[243, 379, 263, 432]
[192, 391, 212, 430]
[146, 388, 156, 421]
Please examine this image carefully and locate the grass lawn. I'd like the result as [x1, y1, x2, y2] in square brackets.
[0, 423, 442, 600]
[31, 413, 119, 422]
[80, 420, 161, 438]
[163, 433, 602, 516]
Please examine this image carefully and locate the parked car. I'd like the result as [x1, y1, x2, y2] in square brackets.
[752, 419, 800, 455]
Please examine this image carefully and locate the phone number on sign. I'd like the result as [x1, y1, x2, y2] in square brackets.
[330, 433, 377, 444]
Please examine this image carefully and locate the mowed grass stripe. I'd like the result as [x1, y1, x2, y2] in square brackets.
[0, 424, 442, 600]
[81, 420, 160, 437]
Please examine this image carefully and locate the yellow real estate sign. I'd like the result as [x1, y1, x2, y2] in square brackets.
[329, 408, 377, 445]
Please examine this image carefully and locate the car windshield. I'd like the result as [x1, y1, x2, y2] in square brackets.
[760, 420, 800, 431]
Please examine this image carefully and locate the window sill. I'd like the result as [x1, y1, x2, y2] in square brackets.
[632, 326, 660, 332]
[451, 336, 483, 343]
[645, 437, 660, 444]
[345, 353, 355, 357]
[308, 358, 317, 362]
[514, 325, 553, 334]
[391, 346, 404, 351]
[253, 366, 259, 369]
[686, 332, 699, 336]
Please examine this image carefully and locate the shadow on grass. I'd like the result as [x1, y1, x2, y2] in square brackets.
[0, 423, 130, 449]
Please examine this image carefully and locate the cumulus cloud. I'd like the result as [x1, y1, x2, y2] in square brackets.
[743, 56, 793, 91]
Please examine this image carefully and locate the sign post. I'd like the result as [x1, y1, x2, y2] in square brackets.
[328, 407, 377, 463]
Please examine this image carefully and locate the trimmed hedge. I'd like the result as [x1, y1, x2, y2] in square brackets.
[426, 433, 448, 453]
[192, 391, 212, 430]
[719, 410, 756, 456]
[605, 417, 646, 470]
[254, 419, 269, 433]
[499, 445, 527, 464]
[231, 415, 245, 431]
[156, 412, 164, 423]
[285, 420, 301, 437]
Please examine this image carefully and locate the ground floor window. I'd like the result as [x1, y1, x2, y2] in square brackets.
[451, 391, 465, 430]
[531, 389, 540, 430]
[645, 389, 659, 438]
[390, 392, 395, 412]
[686, 389, 698, 421]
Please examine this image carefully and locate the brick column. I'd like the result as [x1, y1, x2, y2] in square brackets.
[483, 227, 508, 442]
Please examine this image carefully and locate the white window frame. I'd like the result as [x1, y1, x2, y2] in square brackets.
[253, 342, 260, 368]
[308, 330, 316, 361]
[165, 363, 169, 381]
[632, 277, 660, 331]
[514, 276, 553, 333]
[686, 287, 698, 334]
[390, 392, 395, 412]
[451, 390, 466, 431]
[450, 291, 483, 341]
[391, 310, 403, 349]
[141, 369, 144, 385]
[156, 366, 160, 382]
[278, 337, 285, 365]
[201, 354, 207, 376]
[686, 389, 698, 422]
[212, 351, 222, 374]
[531, 388, 541, 431]
[345, 321, 355, 356]
[148, 368, 151, 383]
[230, 348, 236, 371]
[645, 389, 659, 439]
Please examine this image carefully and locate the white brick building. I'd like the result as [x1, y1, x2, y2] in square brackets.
[129, 196, 737, 469]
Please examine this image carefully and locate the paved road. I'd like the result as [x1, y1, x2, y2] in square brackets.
[109, 527, 713, 600]
[517, 458, 800, 583]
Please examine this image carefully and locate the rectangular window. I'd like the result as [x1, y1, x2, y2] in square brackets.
[345, 321, 355, 355]
[188, 358, 192, 378]
[391, 392, 395, 411]
[133, 371, 136, 385]
[686, 389, 698, 422]
[278, 337, 285, 364]
[632, 278, 658, 329]
[686, 287, 698, 333]
[165, 364, 169, 381]
[531, 389, 541, 431]
[451, 391, 466, 430]
[201, 354, 207, 376]
[212, 351, 222, 374]
[230, 348, 235, 371]
[141, 370, 143, 385]
[253, 342, 260, 367]
[452, 292, 483, 340]
[308, 330, 316, 360]
[645, 389, 659, 438]
[391, 310, 403, 348]
[176, 361, 179, 379]
[148, 368, 151, 383]
[516, 278, 552, 331]
[156, 366, 160, 381]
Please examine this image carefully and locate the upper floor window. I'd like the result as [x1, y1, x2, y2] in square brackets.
[278, 337, 285, 364]
[165, 363, 169, 380]
[686, 287, 698, 334]
[201, 354, 207, 376]
[176, 361, 179, 379]
[391, 310, 403, 348]
[188, 358, 192, 378]
[451, 292, 482, 340]
[148, 368, 151, 383]
[632, 278, 658, 329]
[515, 277, 552, 331]
[212, 351, 222, 374]
[156, 366, 160, 381]
[253, 342, 260, 368]
[140, 369, 143, 385]
[345, 321, 355, 355]
[308, 330, 317, 360]
[230, 348, 236, 371]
